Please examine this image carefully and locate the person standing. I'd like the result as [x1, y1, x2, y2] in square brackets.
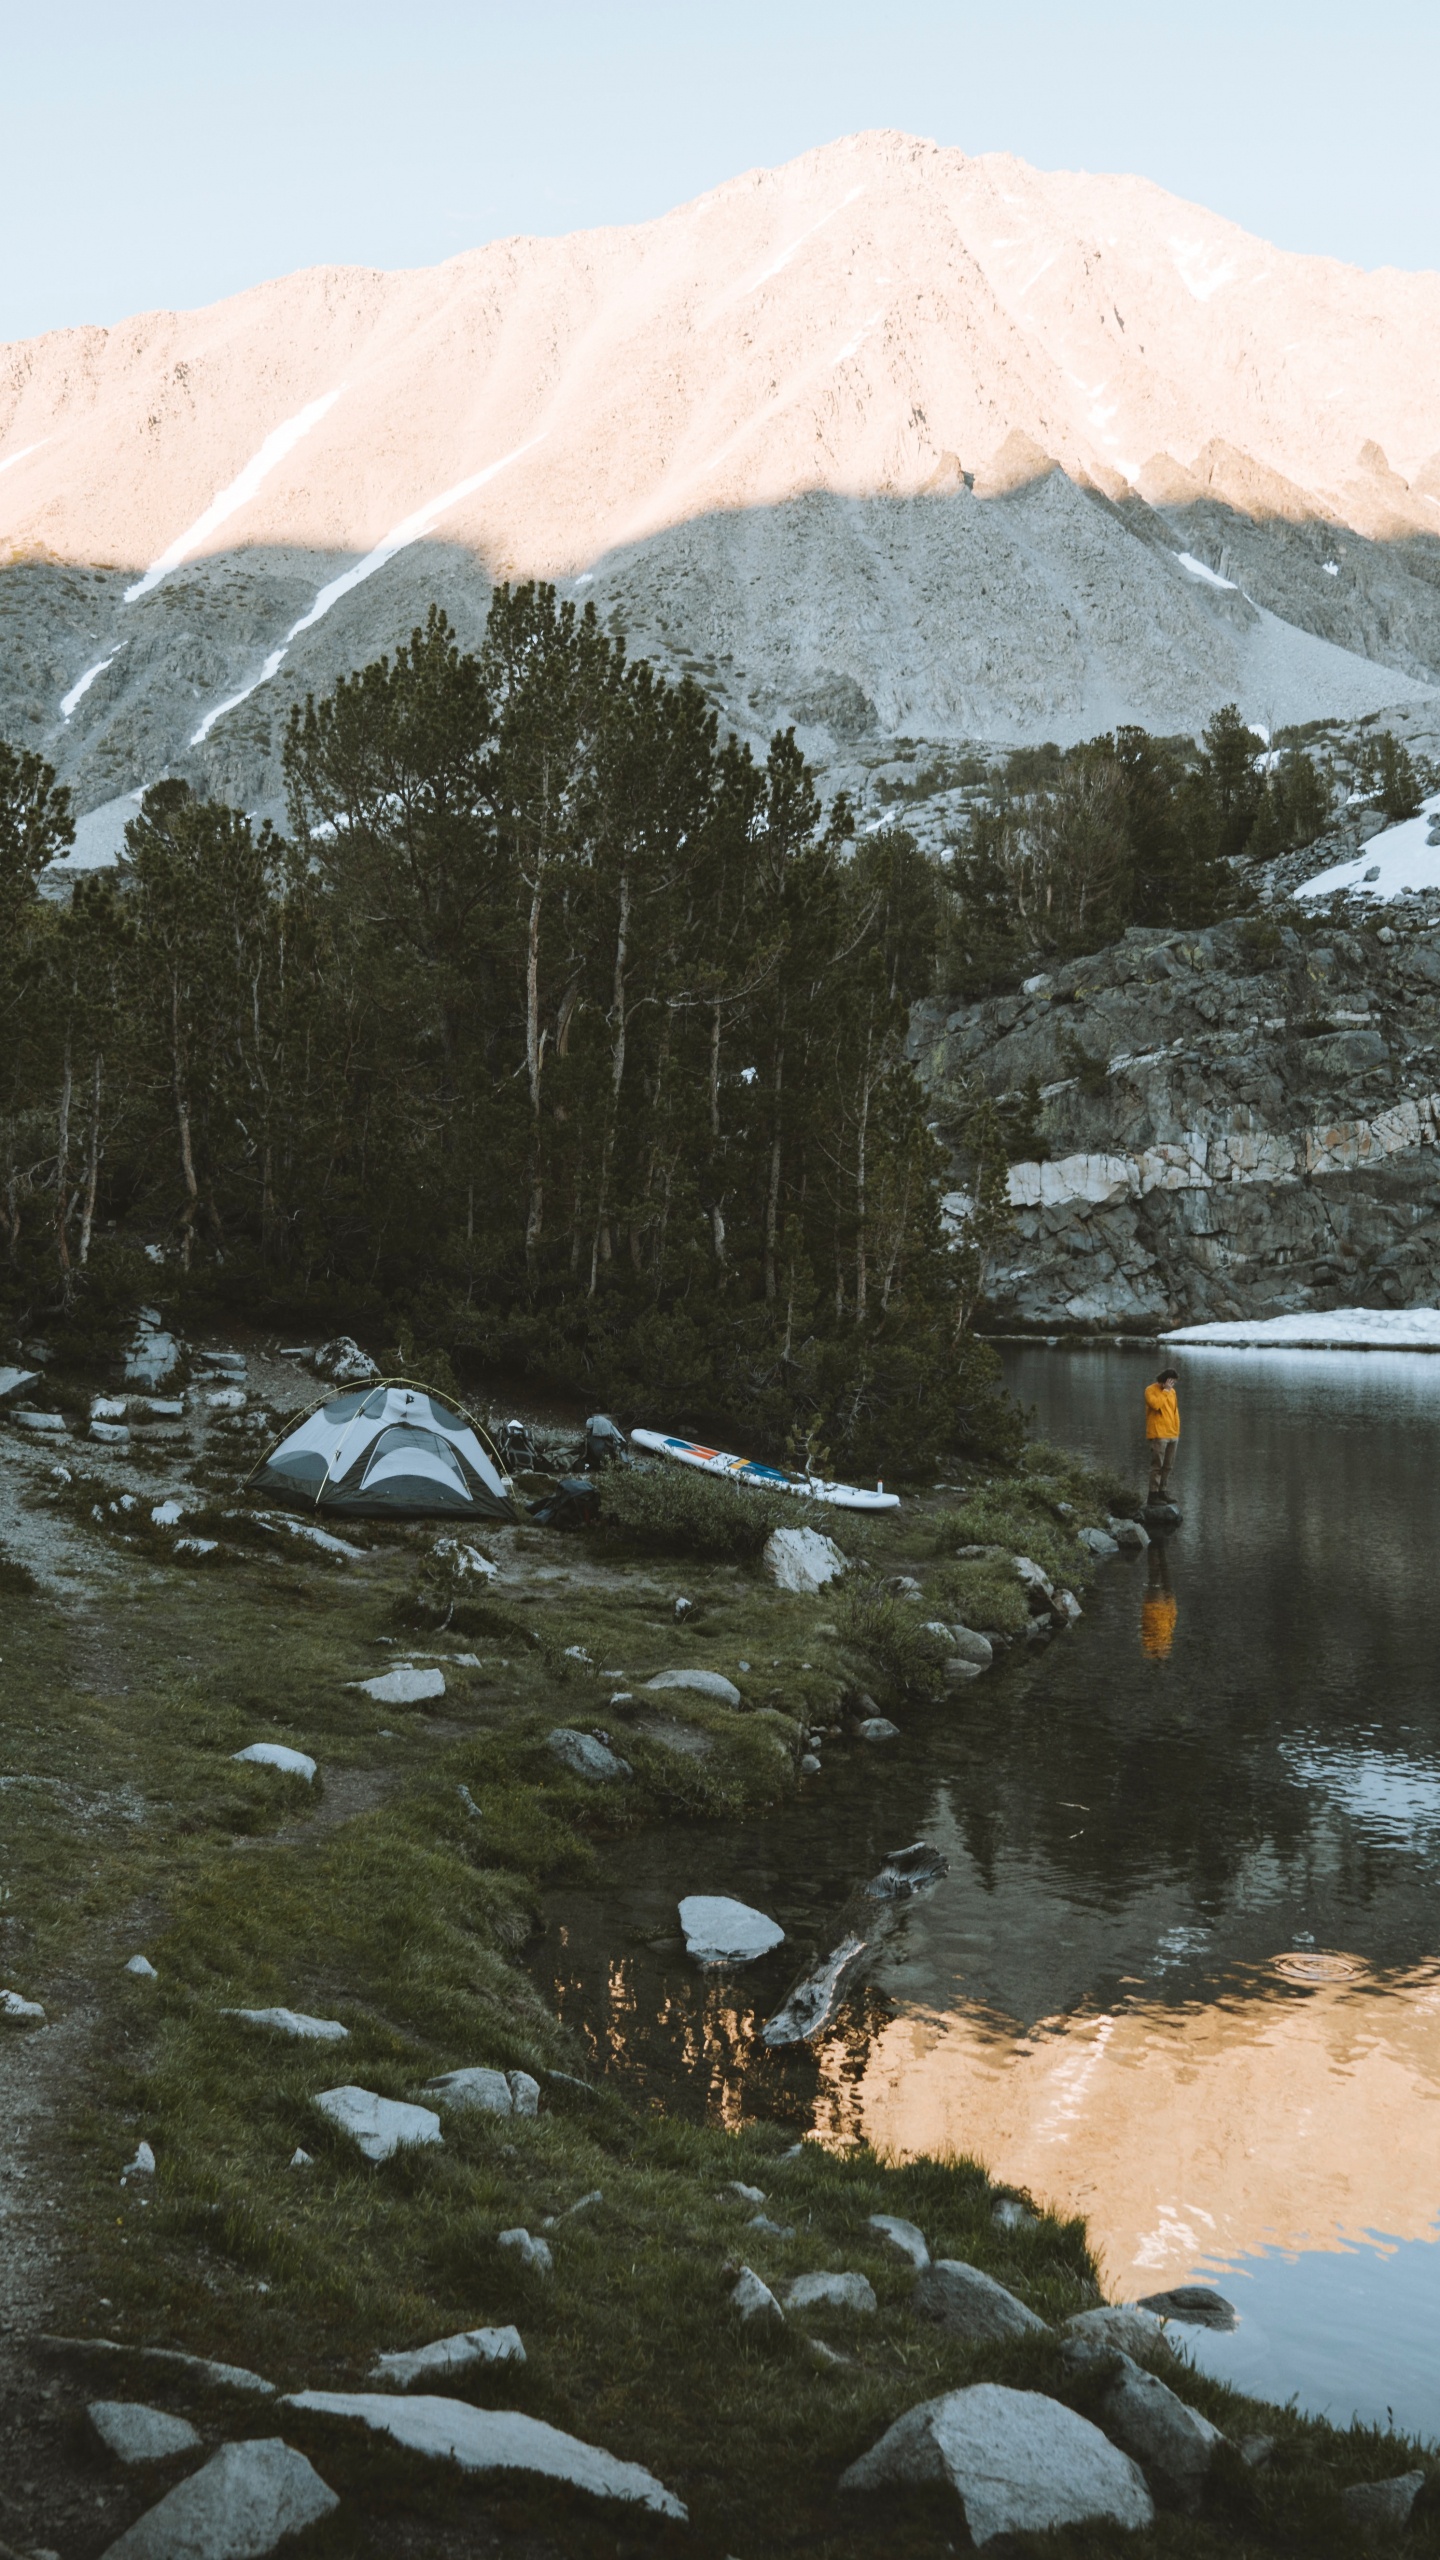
[1144, 1365, 1180, 1503]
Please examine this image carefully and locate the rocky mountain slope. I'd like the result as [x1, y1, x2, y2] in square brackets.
[3, 129, 1440, 839]
[919, 858, 1440, 1332]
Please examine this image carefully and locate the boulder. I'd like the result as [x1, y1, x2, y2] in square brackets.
[547, 1728, 632, 1784]
[509, 2070, 541, 2117]
[763, 1527, 848, 1593]
[867, 2213, 929, 2271]
[1064, 2306, 1172, 2363]
[1, 1988, 45, 2021]
[785, 2272, 876, 2315]
[279, 2393, 684, 2518]
[87, 2403, 202, 2465]
[1107, 1516, 1150, 1550]
[99, 2438, 337, 2559]
[731, 2265, 784, 2327]
[838, 2383, 1154, 2542]
[15, 1410, 67, 1432]
[313, 2086, 441, 2163]
[857, 1716, 900, 1742]
[1135, 2283, 1238, 2332]
[231, 1744, 316, 1783]
[1340, 2472, 1426, 2535]
[125, 1956, 158, 1979]
[1101, 2359, 1224, 2508]
[1077, 1526, 1119, 1557]
[1054, 1589, 1083, 1623]
[913, 2260, 1047, 2343]
[497, 2227, 553, 2273]
[644, 1668, 742, 1706]
[420, 2066, 514, 2115]
[1013, 1556, 1056, 1605]
[679, 1895, 785, 1965]
[371, 2328, 525, 2387]
[312, 1336, 377, 1384]
[350, 1665, 445, 1706]
[222, 2008, 347, 2043]
[945, 1625, 993, 1667]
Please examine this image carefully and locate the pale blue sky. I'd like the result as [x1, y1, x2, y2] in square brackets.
[5, 1, 1437, 342]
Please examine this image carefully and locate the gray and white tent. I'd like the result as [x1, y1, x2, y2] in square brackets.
[249, 1381, 517, 1520]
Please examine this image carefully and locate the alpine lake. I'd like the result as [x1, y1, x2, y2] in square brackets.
[535, 1342, 1440, 2443]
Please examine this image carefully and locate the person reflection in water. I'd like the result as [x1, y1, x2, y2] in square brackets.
[1141, 1540, 1177, 1659]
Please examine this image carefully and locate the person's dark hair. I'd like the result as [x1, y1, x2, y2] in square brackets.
[1156, 1366, 1179, 1384]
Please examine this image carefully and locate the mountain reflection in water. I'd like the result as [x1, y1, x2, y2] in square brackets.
[537, 1345, 1440, 2437]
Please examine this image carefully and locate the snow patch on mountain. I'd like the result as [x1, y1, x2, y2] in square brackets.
[125, 387, 344, 602]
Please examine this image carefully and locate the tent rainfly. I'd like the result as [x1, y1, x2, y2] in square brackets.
[248, 1381, 517, 1520]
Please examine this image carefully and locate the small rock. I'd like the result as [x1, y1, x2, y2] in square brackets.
[1135, 2283, 1238, 2332]
[1102, 2358, 1224, 2508]
[39, 2338, 274, 2396]
[313, 2087, 442, 2163]
[349, 1665, 445, 1706]
[807, 2338, 849, 2368]
[371, 2328, 525, 2387]
[644, 1668, 742, 1706]
[867, 2213, 929, 2271]
[1054, 1588, 1082, 1623]
[278, 2392, 683, 2516]
[497, 2227, 553, 2273]
[857, 1716, 900, 1742]
[15, 1409, 67, 1432]
[763, 1526, 848, 1594]
[838, 2383, 1153, 2540]
[799, 1752, 822, 1774]
[749, 2212, 795, 2237]
[991, 2197, 1037, 2232]
[311, 1336, 377, 1384]
[223, 2008, 347, 2042]
[1340, 2473, 1426, 2535]
[547, 1727, 632, 1783]
[1238, 2434, 1274, 2468]
[731, 2265, 784, 2327]
[174, 1538, 219, 1559]
[1077, 1525, 1119, 1557]
[1, 1988, 45, 2021]
[785, 2272, 876, 2315]
[679, 1896, 785, 1965]
[674, 1596, 693, 1619]
[204, 1388, 247, 1412]
[942, 1658, 983, 1687]
[946, 1625, 994, 1667]
[91, 1419, 131, 1445]
[122, 2142, 156, 2180]
[88, 2402, 202, 2465]
[1107, 1516, 1150, 1550]
[125, 1956, 158, 1980]
[508, 2070, 540, 2117]
[728, 2182, 767, 2203]
[1013, 1556, 1056, 1603]
[288, 2150, 312, 2169]
[231, 1743, 316, 1783]
[886, 1574, 924, 1598]
[421, 2066, 514, 2116]
[98, 2437, 338, 2559]
[913, 2260, 1048, 2342]
[1064, 2307, 1172, 2363]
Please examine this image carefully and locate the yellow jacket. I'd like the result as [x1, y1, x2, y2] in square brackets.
[1145, 1382, 1180, 1439]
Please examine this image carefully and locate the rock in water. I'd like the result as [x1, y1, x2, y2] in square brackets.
[87, 2402, 202, 2464]
[280, 2394, 685, 2517]
[838, 2383, 1153, 2541]
[857, 1716, 900, 1741]
[1340, 2472, 1426, 2534]
[1107, 1516, 1150, 1550]
[913, 2261, 1048, 2342]
[370, 2329, 524, 2387]
[762, 1840, 948, 2044]
[1135, 2283, 1238, 2331]
[678, 1895, 785, 1965]
[1077, 1525, 1119, 1556]
[1063, 2306, 1173, 2363]
[643, 1668, 742, 1706]
[546, 1728, 632, 1783]
[867, 2213, 930, 2271]
[763, 1526, 848, 1593]
[1101, 2359, 1224, 2507]
[313, 2087, 441, 2162]
[784, 2272, 876, 2314]
[99, 2438, 337, 2558]
[945, 1625, 993, 1667]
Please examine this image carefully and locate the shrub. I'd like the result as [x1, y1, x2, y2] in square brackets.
[835, 1580, 953, 1700]
[929, 1557, 1028, 1637]
[595, 1459, 824, 1561]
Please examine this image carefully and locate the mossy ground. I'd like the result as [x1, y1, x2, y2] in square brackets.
[1, 1421, 1435, 2557]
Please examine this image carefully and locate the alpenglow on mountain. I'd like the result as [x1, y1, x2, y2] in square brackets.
[4, 126, 1439, 852]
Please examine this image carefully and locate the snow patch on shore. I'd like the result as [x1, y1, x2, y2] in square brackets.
[1164, 1308, 1440, 1350]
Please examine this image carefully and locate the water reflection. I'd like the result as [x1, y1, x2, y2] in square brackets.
[536, 1346, 1440, 2435]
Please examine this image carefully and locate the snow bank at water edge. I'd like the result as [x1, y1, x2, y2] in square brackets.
[1163, 1309, 1440, 1350]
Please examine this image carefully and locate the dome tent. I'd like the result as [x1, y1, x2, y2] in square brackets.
[248, 1380, 517, 1520]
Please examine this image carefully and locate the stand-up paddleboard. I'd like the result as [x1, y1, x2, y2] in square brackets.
[629, 1428, 900, 1512]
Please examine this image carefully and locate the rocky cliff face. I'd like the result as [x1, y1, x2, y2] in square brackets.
[916, 895, 1440, 1331]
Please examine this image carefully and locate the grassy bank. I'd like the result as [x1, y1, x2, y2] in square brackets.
[2, 1400, 1435, 2557]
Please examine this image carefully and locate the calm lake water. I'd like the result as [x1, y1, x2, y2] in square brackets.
[536, 1345, 1440, 2439]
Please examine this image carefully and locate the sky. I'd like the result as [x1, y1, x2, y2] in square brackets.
[5, 0, 1440, 343]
